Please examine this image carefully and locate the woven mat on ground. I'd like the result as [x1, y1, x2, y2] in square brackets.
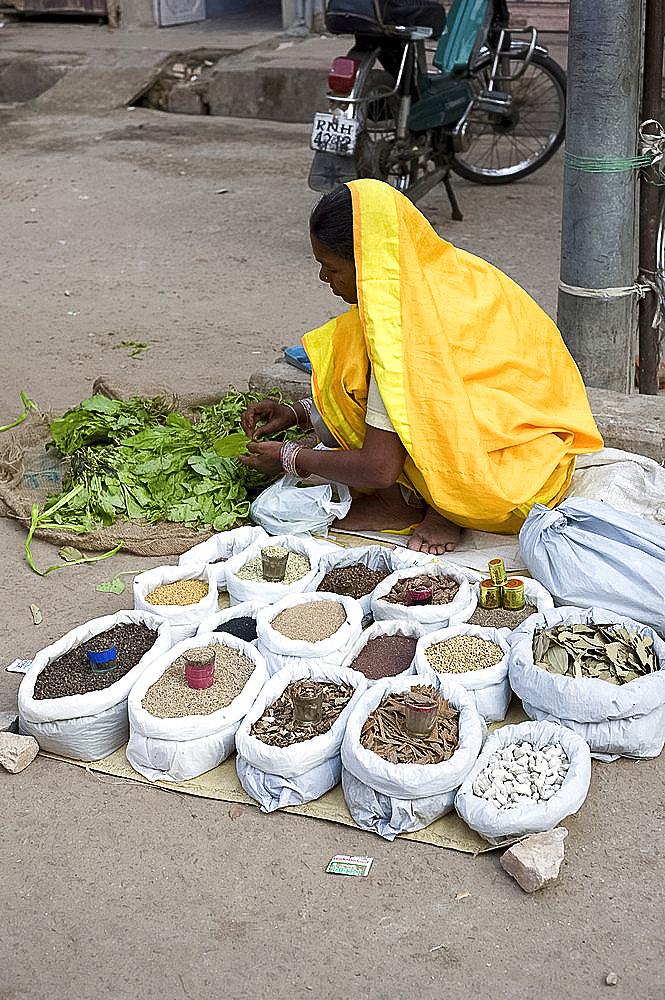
[40, 700, 528, 854]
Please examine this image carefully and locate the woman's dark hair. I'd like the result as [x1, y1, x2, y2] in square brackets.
[309, 184, 354, 261]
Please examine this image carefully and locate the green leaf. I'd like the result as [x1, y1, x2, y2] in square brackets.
[212, 432, 250, 458]
[96, 577, 126, 594]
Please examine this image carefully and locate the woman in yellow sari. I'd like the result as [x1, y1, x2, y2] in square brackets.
[240, 179, 603, 554]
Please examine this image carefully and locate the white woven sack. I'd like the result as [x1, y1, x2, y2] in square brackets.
[370, 560, 476, 631]
[235, 661, 367, 811]
[414, 624, 512, 722]
[454, 720, 592, 846]
[133, 564, 218, 641]
[341, 618, 429, 686]
[18, 611, 172, 761]
[177, 525, 269, 589]
[224, 533, 330, 607]
[255, 592, 364, 676]
[126, 631, 268, 782]
[310, 543, 424, 625]
[340, 673, 484, 840]
[509, 606, 665, 760]
[196, 600, 268, 644]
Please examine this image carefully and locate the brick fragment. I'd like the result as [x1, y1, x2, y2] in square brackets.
[0, 732, 40, 773]
[500, 826, 568, 892]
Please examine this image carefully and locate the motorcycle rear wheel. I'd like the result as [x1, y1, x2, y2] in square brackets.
[452, 48, 566, 184]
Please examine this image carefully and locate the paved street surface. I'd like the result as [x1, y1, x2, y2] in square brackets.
[1, 16, 663, 1000]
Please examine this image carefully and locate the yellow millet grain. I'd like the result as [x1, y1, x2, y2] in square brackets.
[144, 579, 209, 606]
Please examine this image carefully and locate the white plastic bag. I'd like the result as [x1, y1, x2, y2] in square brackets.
[341, 618, 429, 685]
[178, 525, 269, 589]
[311, 543, 424, 625]
[126, 632, 268, 782]
[18, 611, 171, 761]
[508, 605, 665, 759]
[133, 563, 219, 642]
[519, 498, 665, 634]
[370, 560, 476, 632]
[256, 592, 364, 676]
[414, 625, 512, 722]
[340, 673, 484, 840]
[223, 533, 328, 607]
[235, 662, 367, 812]
[454, 720, 592, 846]
[249, 474, 351, 536]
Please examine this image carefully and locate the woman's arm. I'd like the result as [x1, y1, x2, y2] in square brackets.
[240, 424, 407, 491]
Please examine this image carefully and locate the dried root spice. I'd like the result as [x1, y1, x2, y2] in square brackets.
[250, 679, 354, 746]
[533, 622, 659, 685]
[360, 684, 460, 764]
[383, 574, 460, 606]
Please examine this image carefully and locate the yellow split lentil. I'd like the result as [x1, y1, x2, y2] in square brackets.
[144, 579, 209, 606]
[425, 634, 503, 673]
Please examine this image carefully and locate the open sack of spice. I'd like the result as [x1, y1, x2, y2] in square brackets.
[224, 533, 334, 606]
[311, 543, 425, 625]
[177, 525, 270, 590]
[255, 592, 364, 676]
[126, 632, 268, 783]
[235, 663, 367, 812]
[370, 561, 476, 631]
[508, 606, 665, 760]
[413, 625, 512, 723]
[468, 575, 554, 635]
[519, 497, 665, 635]
[133, 564, 219, 642]
[340, 674, 485, 841]
[197, 600, 269, 646]
[454, 720, 592, 846]
[341, 619, 429, 685]
[18, 611, 172, 761]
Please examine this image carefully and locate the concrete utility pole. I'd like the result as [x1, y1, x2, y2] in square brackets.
[557, 0, 644, 393]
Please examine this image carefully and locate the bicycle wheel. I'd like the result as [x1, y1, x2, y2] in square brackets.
[452, 48, 566, 184]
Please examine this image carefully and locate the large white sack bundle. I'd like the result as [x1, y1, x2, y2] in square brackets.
[414, 625, 512, 722]
[256, 592, 364, 676]
[518, 497, 665, 634]
[370, 560, 476, 632]
[455, 720, 592, 846]
[177, 525, 269, 589]
[224, 533, 330, 606]
[126, 631, 267, 782]
[309, 543, 425, 625]
[508, 605, 665, 760]
[133, 563, 219, 642]
[341, 618, 430, 686]
[235, 661, 367, 812]
[340, 673, 484, 840]
[18, 610, 171, 761]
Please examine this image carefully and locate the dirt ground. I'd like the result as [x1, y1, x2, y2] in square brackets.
[1, 68, 664, 1000]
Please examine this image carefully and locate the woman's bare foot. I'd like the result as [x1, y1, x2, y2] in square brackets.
[407, 507, 461, 554]
[332, 485, 423, 534]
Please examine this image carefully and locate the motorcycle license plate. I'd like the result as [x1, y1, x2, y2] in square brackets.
[310, 113, 360, 156]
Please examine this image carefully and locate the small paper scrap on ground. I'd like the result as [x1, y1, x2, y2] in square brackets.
[6, 659, 32, 673]
[30, 604, 43, 625]
[326, 855, 373, 877]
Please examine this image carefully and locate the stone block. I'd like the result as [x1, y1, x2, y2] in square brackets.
[500, 826, 568, 892]
[0, 712, 19, 734]
[0, 733, 40, 774]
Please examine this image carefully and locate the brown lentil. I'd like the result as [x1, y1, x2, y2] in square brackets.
[467, 603, 538, 630]
[317, 563, 390, 599]
[350, 634, 418, 680]
[144, 579, 209, 606]
[33, 623, 159, 699]
[383, 573, 460, 606]
[424, 634, 504, 673]
[270, 600, 347, 642]
[236, 550, 311, 584]
[142, 642, 255, 717]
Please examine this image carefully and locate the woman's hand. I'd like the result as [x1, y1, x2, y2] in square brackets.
[241, 400, 295, 441]
[238, 440, 284, 476]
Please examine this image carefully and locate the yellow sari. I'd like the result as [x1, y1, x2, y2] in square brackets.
[303, 179, 603, 533]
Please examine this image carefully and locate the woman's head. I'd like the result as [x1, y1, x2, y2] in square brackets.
[310, 185, 357, 304]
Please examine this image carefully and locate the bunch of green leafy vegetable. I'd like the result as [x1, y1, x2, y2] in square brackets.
[43, 389, 305, 533]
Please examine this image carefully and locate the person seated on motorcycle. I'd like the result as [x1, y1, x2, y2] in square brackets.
[239, 179, 603, 554]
